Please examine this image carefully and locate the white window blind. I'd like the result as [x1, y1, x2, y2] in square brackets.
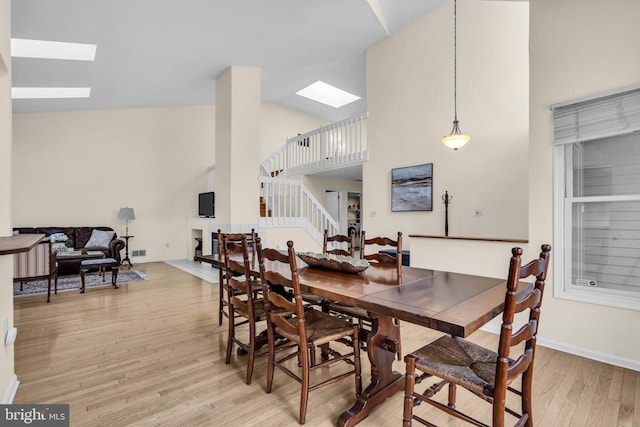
[551, 85, 640, 145]
[553, 84, 640, 311]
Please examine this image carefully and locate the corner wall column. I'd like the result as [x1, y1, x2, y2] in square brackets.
[214, 66, 261, 225]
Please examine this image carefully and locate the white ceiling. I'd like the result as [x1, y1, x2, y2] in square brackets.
[11, 0, 444, 122]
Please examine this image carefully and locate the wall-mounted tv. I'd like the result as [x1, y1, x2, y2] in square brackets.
[198, 192, 215, 218]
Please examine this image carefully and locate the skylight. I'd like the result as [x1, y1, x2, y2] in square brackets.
[11, 38, 97, 61]
[12, 87, 91, 99]
[296, 81, 360, 108]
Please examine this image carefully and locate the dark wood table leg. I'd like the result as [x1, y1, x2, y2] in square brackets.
[337, 313, 404, 427]
[80, 268, 86, 293]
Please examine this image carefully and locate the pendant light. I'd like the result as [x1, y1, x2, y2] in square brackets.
[441, 0, 471, 150]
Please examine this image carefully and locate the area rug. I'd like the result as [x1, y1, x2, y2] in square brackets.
[13, 270, 148, 297]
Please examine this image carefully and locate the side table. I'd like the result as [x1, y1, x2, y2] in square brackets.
[121, 235, 134, 266]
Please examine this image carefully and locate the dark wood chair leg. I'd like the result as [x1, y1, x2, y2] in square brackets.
[266, 327, 276, 393]
[403, 355, 416, 427]
[246, 318, 256, 385]
[225, 308, 235, 365]
[300, 346, 310, 425]
[218, 269, 224, 325]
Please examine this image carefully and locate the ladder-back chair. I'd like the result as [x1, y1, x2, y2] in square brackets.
[403, 244, 551, 427]
[222, 233, 265, 385]
[256, 239, 362, 425]
[323, 229, 356, 257]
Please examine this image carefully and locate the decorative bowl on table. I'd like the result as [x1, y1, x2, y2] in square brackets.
[297, 252, 370, 273]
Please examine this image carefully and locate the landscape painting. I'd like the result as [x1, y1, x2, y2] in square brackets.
[391, 163, 433, 212]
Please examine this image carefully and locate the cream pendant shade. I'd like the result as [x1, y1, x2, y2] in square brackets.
[441, 132, 471, 151]
[441, 119, 471, 151]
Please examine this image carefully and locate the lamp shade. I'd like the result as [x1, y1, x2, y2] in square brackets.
[118, 207, 136, 221]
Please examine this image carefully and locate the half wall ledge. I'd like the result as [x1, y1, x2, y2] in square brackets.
[408, 235, 528, 244]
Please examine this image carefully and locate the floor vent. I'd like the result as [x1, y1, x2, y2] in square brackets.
[132, 250, 146, 257]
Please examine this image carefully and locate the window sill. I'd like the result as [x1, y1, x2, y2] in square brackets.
[554, 281, 640, 312]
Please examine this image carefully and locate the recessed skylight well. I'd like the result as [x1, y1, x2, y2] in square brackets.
[11, 38, 97, 61]
[12, 87, 91, 99]
[296, 81, 360, 108]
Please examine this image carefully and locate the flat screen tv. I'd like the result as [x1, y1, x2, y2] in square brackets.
[198, 192, 215, 218]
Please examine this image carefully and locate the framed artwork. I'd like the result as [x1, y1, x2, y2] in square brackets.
[391, 163, 433, 212]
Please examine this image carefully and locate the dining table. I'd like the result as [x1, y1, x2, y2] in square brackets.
[198, 252, 520, 427]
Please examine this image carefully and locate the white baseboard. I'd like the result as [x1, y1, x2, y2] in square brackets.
[480, 324, 640, 372]
[2, 374, 19, 404]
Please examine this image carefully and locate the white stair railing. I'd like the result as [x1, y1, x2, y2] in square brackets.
[261, 113, 368, 178]
[258, 176, 339, 243]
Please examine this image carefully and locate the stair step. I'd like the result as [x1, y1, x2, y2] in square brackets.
[259, 197, 271, 217]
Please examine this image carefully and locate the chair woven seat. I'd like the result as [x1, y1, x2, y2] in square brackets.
[277, 309, 354, 347]
[411, 335, 513, 397]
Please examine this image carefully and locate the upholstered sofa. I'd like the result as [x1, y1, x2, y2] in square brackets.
[13, 226, 125, 275]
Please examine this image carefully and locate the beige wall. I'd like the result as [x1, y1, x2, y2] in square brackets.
[13, 101, 331, 262]
[365, 0, 529, 246]
[260, 103, 332, 161]
[528, 0, 640, 368]
[0, 0, 16, 403]
[13, 106, 215, 262]
[367, 0, 640, 369]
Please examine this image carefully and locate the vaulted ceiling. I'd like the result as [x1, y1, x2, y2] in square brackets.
[11, 0, 444, 121]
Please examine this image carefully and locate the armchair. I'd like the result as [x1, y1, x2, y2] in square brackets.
[13, 240, 58, 303]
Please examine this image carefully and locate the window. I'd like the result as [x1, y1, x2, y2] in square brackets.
[553, 86, 640, 310]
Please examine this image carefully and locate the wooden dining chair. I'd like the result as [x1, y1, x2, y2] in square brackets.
[326, 231, 404, 358]
[222, 233, 265, 385]
[359, 230, 402, 272]
[218, 228, 259, 325]
[402, 244, 551, 427]
[298, 228, 358, 310]
[323, 229, 356, 257]
[256, 239, 362, 425]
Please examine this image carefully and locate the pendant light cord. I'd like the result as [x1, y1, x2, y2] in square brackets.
[453, 0, 458, 122]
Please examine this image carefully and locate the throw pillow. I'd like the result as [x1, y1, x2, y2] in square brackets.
[85, 229, 115, 249]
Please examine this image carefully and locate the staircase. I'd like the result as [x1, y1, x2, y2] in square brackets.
[258, 113, 368, 245]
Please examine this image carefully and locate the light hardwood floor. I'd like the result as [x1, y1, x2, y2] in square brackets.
[12, 262, 639, 426]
